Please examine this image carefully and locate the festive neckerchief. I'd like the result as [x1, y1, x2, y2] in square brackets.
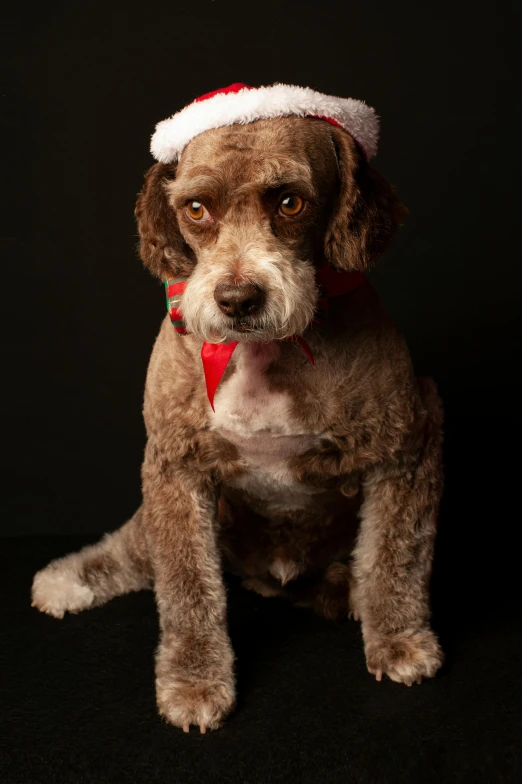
[165, 265, 364, 410]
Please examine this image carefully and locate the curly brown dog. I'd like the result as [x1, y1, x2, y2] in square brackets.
[32, 109, 444, 732]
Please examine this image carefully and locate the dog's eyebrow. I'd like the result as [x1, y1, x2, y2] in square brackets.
[167, 173, 225, 208]
[245, 157, 316, 198]
[236, 175, 316, 201]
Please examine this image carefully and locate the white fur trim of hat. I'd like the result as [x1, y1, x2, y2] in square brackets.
[150, 83, 379, 164]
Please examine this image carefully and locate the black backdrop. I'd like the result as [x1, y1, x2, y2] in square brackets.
[2, 0, 521, 535]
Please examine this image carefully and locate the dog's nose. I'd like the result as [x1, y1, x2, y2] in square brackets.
[214, 283, 264, 318]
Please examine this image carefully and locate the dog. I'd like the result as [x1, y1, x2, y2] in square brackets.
[32, 85, 444, 733]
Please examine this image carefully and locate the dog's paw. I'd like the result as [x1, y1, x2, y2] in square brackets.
[156, 675, 236, 733]
[155, 633, 236, 733]
[365, 627, 443, 686]
[31, 563, 94, 618]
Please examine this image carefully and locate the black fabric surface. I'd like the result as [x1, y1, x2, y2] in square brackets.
[2, 420, 521, 784]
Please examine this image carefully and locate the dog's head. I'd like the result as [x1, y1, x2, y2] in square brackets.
[135, 117, 406, 343]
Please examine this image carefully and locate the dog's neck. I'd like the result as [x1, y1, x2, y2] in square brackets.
[164, 264, 365, 409]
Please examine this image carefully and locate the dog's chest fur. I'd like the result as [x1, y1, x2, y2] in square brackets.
[211, 343, 324, 513]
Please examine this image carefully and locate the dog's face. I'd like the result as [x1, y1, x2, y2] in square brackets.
[136, 117, 405, 343]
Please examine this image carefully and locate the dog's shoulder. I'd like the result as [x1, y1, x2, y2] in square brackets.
[276, 282, 428, 464]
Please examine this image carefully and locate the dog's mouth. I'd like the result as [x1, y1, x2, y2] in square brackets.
[204, 319, 270, 344]
[230, 319, 258, 334]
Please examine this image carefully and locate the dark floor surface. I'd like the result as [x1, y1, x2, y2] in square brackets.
[2, 419, 521, 783]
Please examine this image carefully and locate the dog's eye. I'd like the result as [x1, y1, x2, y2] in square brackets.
[186, 201, 210, 221]
[278, 194, 304, 217]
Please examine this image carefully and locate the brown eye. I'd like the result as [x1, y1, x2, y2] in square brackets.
[186, 201, 210, 221]
[278, 194, 304, 217]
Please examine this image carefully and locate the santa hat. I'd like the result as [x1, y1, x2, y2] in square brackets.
[150, 83, 379, 164]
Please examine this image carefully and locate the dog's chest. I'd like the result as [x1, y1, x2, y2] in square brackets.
[210, 344, 323, 510]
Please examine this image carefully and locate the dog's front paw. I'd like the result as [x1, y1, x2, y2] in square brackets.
[156, 674, 236, 733]
[365, 627, 443, 686]
[155, 635, 236, 733]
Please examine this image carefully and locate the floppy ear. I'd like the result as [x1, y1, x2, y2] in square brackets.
[134, 162, 195, 279]
[324, 127, 408, 271]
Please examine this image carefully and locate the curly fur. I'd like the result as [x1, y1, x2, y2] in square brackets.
[32, 116, 443, 733]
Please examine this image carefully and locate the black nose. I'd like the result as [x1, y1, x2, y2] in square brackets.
[214, 283, 265, 318]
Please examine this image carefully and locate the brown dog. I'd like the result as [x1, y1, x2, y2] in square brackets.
[32, 113, 444, 733]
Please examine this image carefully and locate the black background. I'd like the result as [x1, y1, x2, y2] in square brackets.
[2, 3, 522, 782]
[3, 0, 520, 536]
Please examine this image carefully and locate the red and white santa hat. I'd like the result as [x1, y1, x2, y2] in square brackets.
[150, 83, 379, 164]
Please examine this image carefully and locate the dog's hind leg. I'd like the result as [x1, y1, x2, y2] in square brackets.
[31, 506, 153, 618]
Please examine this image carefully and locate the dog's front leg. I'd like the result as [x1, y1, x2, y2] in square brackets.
[351, 435, 444, 686]
[142, 447, 235, 733]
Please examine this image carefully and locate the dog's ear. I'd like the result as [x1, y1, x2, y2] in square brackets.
[135, 162, 194, 279]
[324, 128, 408, 271]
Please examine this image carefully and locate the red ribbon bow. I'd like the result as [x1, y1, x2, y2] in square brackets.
[165, 266, 364, 410]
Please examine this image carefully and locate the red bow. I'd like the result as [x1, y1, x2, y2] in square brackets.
[165, 266, 364, 410]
